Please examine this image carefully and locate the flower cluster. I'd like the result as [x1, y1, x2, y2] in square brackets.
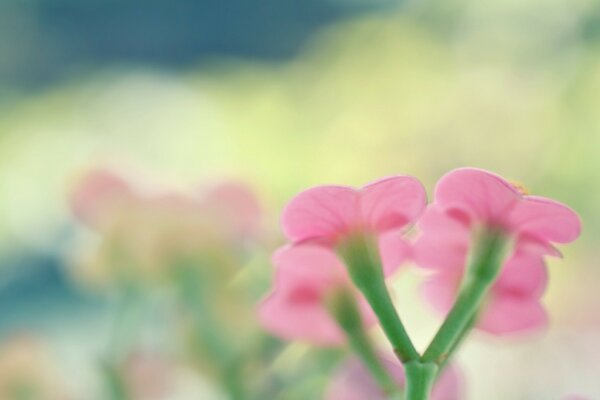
[260, 176, 424, 345]
[413, 168, 581, 335]
[69, 167, 261, 285]
[259, 168, 580, 399]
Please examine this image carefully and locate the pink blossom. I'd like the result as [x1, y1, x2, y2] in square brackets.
[69, 167, 135, 229]
[282, 176, 426, 274]
[258, 245, 376, 345]
[431, 167, 580, 250]
[69, 167, 262, 284]
[70, 167, 261, 242]
[413, 168, 581, 335]
[260, 176, 426, 344]
[326, 356, 463, 400]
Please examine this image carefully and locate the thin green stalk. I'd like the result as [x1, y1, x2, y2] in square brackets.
[338, 234, 419, 363]
[437, 315, 476, 374]
[347, 322, 400, 394]
[422, 231, 507, 365]
[328, 288, 400, 395]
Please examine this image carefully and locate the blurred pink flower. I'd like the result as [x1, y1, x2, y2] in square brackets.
[70, 167, 134, 229]
[69, 167, 262, 284]
[282, 175, 426, 274]
[259, 245, 376, 345]
[326, 355, 462, 400]
[413, 168, 581, 335]
[70, 167, 261, 241]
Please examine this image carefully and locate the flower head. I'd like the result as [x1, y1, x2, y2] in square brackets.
[282, 175, 426, 274]
[326, 355, 463, 400]
[414, 168, 581, 335]
[432, 167, 580, 251]
[258, 245, 375, 345]
[283, 176, 425, 243]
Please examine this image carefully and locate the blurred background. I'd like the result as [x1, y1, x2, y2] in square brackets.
[1, 0, 599, 398]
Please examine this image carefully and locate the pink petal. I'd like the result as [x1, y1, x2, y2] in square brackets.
[326, 357, 400, 400]
[420, 270, 462, 315]
[434, 168, 520, 224]
[69, 167, 134, 228]
[509, 195, 582, 244]
[199, 182, 262, 239]
[378, 232, 412, 276]
[431, 364, 464, 400]
[417, 206, 471, 234]
[413, 207, 470, 270]
[282, 185, 358, 243]
[493, 254, 548, 299]
[515, 233, 562, 258]
[259, 246, 367, 346]
[360, 176, 427, 232]
[477, 297, 548, 335]
[258, 290, 345, 345]
[272, 245, 348, 286]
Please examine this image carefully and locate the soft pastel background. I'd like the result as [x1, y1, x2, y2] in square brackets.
[1, 0, 599, 399]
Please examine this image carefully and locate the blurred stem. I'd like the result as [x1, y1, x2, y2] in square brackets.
[102, 280, 142, 400]
[422, 230, 507, 366]
[328, 288, 401, 396]
[175, 263, 246, 400]
[404, 361, 437, 400]
[101, 361, 130, 400]
[108, 282, 141, 360]
[338, 234, 419, 363]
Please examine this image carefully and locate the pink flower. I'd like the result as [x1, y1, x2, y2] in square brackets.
[258, 245, 376, 345]
[70, 167, 261, 242]
[282, 176, 426, 274]
[69, 167, 135, 229]
[260, 176, 426, 344]
[430, 167, 580, 251]
[413, 168, 581, 335]
[326, 355, 463, 400]
[69, 167, 262, 283]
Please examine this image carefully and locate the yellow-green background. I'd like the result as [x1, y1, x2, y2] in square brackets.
[0, 1, 599, 398]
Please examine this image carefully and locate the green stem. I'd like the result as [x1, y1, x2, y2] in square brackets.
[437, 315, 476, 375]
[101, 361, 130, 400]
[175, 263, 246, 400]
[338, 234, 419, 363]
[348, 323, 400, 394]
[422, 231, 507, 365]
[363, 278, 420, 363]
[328, 288, 400, 395]
[404, 362, 437, 400]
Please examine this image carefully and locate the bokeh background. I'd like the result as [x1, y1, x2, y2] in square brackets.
[1, 0, 599, 399]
